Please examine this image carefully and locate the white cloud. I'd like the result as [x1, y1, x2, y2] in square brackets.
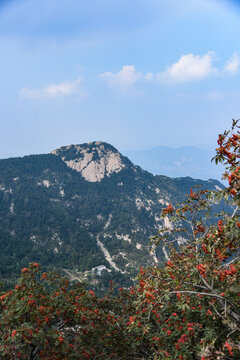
[158, 52, 217, 82]
[100, 65, 151, 92]
[20, 78, 87, 99]
[224, 52, 240, 74]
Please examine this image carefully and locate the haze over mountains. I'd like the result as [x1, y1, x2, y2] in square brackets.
[124, 145, 225, 182]
[0, 141, 225, 291]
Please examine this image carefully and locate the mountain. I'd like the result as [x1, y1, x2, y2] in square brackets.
[124, 145, 225, 182]
[0, 141, 225, 291]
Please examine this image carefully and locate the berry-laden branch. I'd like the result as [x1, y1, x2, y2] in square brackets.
[0, 119, 239, 360]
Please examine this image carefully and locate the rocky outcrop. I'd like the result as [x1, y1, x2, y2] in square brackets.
[51, 141, 126, 182]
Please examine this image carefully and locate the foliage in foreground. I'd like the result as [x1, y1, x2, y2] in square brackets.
[0, 120, 240, 359]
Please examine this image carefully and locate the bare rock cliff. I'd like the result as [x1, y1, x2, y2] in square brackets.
[51, 141, 126, 182]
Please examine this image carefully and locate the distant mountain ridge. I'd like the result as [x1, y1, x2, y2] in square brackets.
[124, 145, 225, 181]
[0, 141, 225, 290]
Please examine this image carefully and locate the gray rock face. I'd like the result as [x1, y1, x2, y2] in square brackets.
[51, 141, 126, 182]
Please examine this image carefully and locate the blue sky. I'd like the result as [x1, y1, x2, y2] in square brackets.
[1, 0, 240, 160]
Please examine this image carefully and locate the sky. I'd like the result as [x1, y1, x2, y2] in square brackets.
[1, 0, 240, 159]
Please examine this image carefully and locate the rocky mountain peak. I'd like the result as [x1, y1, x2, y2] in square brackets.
[51, 141, 127, 182]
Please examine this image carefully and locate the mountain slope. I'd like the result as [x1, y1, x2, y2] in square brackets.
[0, 141, 225, 288]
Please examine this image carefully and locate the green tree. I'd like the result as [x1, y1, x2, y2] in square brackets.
[131, 119, 240, 359]
[0, 119, 239, 359]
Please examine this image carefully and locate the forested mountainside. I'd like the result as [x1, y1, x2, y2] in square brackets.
[0, 141, 225, 290]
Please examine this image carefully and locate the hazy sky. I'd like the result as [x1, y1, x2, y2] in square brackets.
[1, 0, 240, 158]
